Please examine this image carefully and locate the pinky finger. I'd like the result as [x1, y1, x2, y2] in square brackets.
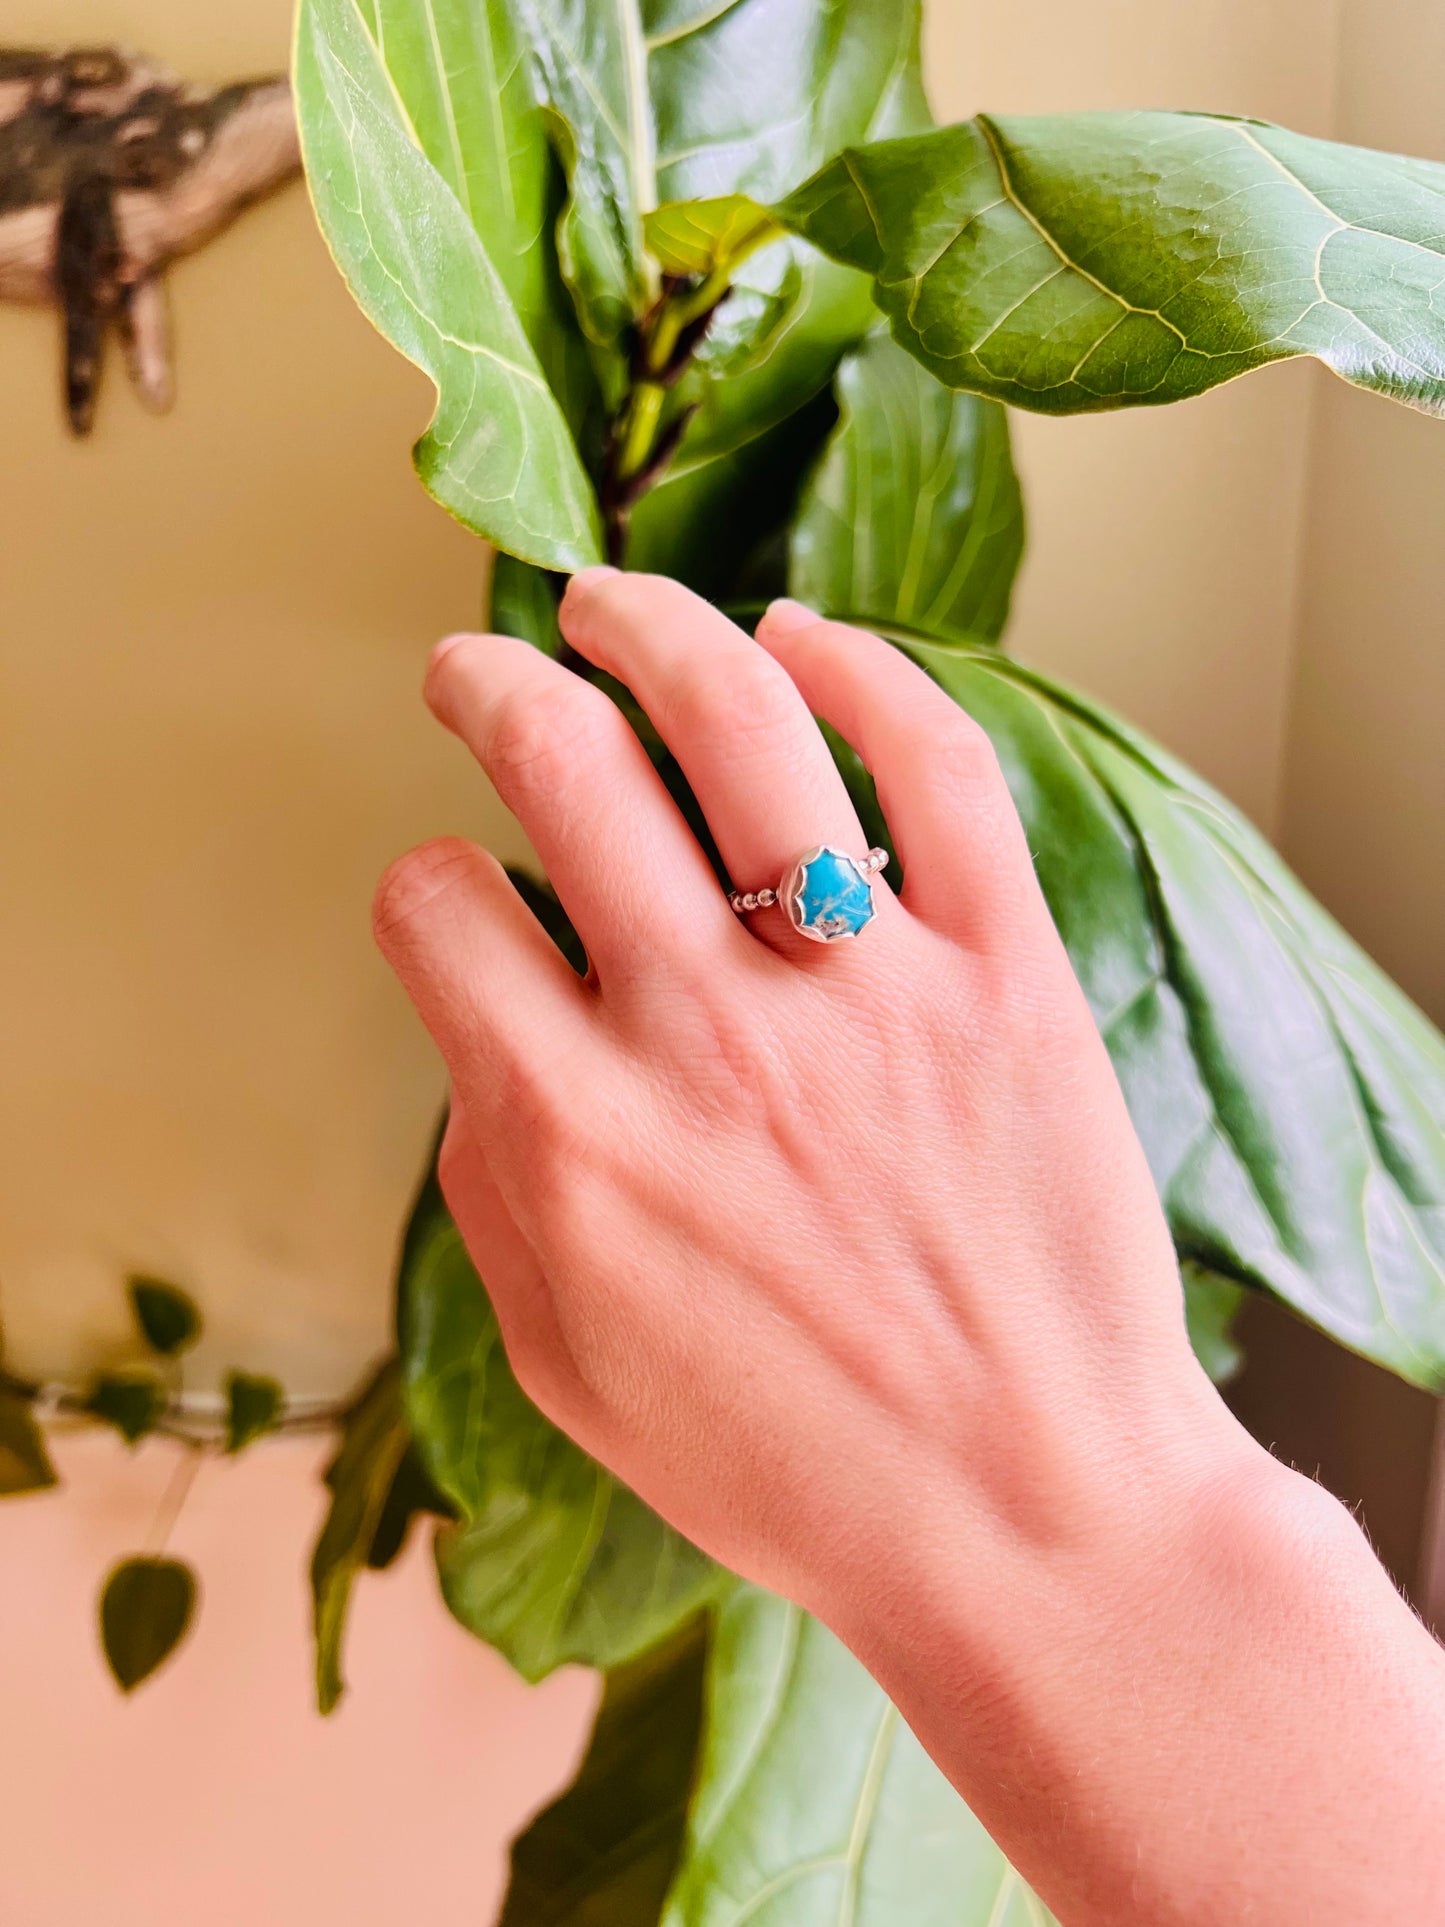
[436, 1105, 578, 1424]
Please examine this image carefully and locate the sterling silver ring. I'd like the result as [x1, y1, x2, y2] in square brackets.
[729, 845, 889, 943]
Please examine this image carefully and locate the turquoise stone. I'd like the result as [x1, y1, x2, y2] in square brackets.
[792, 848, 875, 940]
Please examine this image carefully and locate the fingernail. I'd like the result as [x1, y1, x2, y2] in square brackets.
[761, 597, 819, 633]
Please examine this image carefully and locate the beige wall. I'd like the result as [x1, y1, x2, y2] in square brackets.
[2, 0, 1441, 1918]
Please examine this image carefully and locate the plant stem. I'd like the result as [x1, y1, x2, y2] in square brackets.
[599, 265, 734, 562]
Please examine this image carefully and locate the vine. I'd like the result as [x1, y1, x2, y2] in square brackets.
[0, 1277, 344, 1692]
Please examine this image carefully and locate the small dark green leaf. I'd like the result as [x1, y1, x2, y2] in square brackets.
[498, 1615, 710, 1926]
[99, 1557, 197, 1693]
[790, 330, 1024, 643]
[1182, 1266, 1247, 1386]
[86, 1371, 165, 1445]
[224, 1372, 284, 1454]
[310, 1357, 411, 1714]
[128, 1276, 200, 1357]
[777, 113, 1445, 417]
[0, 1389, 57, 1496]
[400, 1183, 723, 1682]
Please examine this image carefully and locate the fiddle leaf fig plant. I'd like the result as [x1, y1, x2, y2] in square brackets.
[294, 0, 1445, 1918]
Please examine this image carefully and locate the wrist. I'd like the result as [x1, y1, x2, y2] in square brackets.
[813, 1382, 1444, 1926]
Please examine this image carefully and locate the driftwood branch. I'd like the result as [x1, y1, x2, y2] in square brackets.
[0, 46, 301, 432]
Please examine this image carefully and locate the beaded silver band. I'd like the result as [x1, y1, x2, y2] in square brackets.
[728, 846, 889, 915]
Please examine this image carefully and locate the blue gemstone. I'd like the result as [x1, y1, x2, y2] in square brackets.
[794, 848, 875, 940]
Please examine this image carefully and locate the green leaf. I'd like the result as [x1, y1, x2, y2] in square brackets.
[128, 1276, 201, 1357]
[643, 197, 781, 278]
[294, 0, 604, 568]
[224, 1372, 284, 1453]
[776, 113, 1445, 416]
[86, 1371, 165, 1445]
[99, 1557, 197, 1693]
[498, 1615, 709, 1925]
[351, 0, 552, 340]
[491, 550, 566, 658]
[366, 1440, 456, 1570]
[789, 330, 1024, 644]
[1182, 1265, 1247, 1387]
[659, 1588, 1051, 1926]
[636, 0, 932, 545]
[879, 632, 1445, 1386]
[0, 1389, 57, 1496]
[310, 1357, 412, 1714]
[647, 0, 929, 210]
[399, 1182, 723, 1682]
[512, 0, 658, 365]
[347, 0, 595, 427]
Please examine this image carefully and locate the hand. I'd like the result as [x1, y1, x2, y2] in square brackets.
[375, 570, 1445, 1926]
[375, 569, 1222, 1604]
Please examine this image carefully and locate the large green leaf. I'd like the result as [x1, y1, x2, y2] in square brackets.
[863, 633, 1445, 1385]
[642, 0, 932, 500]
[512, 0, 658, 368]
[789, 331, 1024, 643]
[660, 1588, 1051, 1927]
[777, 113, 1445, 415]
[498, 1616, 710, 1925]
[345, 0, 595, 428]
[350, 0, 552, 341]
[294, 0, 603, 567]
[399, 1182, 724, 1682]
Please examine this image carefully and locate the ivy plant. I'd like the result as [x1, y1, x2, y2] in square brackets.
[294, 1, 1445, 1918]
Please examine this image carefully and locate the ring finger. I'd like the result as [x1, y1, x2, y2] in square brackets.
[558, 570, 885, 951]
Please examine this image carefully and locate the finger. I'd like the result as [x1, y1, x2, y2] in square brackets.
[754, 601, 1045, 948]
[426, 629, 735, 974]
[373, 835, 600, 1144]
[558, 569, 884, 953]
[436, 1105, 577, 1422]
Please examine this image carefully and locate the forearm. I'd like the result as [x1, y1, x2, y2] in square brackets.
[833, 1400, 1445, 1926]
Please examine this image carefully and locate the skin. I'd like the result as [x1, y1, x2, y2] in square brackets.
[375, 568, 1445, 1926]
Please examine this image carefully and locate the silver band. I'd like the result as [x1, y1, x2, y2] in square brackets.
[728, 846, 888, 914]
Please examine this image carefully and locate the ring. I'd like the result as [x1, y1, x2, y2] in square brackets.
[729, 845, 889, 943]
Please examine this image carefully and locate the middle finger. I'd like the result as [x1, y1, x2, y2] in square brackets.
[558, 570, 874, 939]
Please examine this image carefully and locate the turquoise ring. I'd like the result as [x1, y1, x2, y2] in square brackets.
[729, 845, 889, 943]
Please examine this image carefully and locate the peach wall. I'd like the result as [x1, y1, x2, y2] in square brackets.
[0, 1433, 597, 1925]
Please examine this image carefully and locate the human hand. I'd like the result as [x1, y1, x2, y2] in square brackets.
[375, 569, 1445, 1926]
[373, 568, 1233, 1618]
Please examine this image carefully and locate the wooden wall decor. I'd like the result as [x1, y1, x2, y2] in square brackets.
[0, 47, 300, 434]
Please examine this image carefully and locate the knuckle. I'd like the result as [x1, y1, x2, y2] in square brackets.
[486, 682, 620, 794]
[669, 648, 795, 750]
[914, 698, 1006, 797]
[372, 837, 493, 945]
